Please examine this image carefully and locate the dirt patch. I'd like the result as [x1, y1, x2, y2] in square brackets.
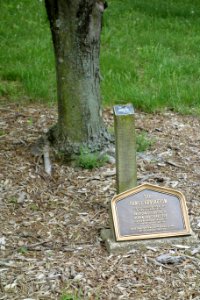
[0, 103, 200, 299]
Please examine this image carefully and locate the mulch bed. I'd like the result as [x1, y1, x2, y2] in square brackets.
[0, 102, 200, 299]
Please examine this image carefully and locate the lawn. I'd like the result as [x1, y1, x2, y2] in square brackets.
[0, 0, 200, 114]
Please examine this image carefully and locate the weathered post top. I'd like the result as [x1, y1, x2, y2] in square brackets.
[113, 103, 137, 194]
[113, 104, 134, 116]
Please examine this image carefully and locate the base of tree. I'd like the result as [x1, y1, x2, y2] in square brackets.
[48, 124, 113, 159]
[31, 124, 114, 162]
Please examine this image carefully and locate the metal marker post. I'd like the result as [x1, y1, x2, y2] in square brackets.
[113, 104, 137, 193]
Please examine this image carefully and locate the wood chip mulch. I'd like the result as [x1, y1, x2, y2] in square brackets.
[0, 102, 200, 300]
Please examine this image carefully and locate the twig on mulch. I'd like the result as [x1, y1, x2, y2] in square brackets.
[43, 144, 52, 176]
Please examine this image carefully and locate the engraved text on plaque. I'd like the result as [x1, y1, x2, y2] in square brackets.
[111, 183, 191, 241]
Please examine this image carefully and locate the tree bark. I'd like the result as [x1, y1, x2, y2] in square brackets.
[45, 0, 110, 157]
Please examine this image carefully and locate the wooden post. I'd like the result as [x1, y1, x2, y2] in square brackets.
[113, 104, 137, 193]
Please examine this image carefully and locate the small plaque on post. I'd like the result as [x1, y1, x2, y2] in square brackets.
[114, 104, 134, 116]
[111, 183, 191, 241]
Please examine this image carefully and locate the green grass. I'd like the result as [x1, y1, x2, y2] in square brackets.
[76, 147, 108, 169]
[0, 0, 56, 103]
[101, 0, 200, 114]
[59, 293, 80, 300]
[136, 131, 154, 152]
[0, 0, 200, 114]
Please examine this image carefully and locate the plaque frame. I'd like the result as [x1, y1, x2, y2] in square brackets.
[111, 183, 191, 241]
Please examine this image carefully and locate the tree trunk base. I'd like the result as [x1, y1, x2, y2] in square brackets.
[31, 125, 113, 165]
[47, 123, 114, 160]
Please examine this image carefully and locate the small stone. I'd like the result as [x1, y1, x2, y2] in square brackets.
[170, 181, 179, 188]
[107, 155, 115, 164]
[17, 192, 26, 203]
[74, 273, 83, 281]
[191, 246, 200, 255]
[0, 236, 6, 250]
[156, 253, 186, 264]
[36, 273, 45, 280]
[18, 241, 24, 247]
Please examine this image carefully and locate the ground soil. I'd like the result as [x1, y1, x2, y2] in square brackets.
[0, 102, 200, 300]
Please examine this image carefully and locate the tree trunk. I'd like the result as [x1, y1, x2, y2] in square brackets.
[45, 0, 110, 157]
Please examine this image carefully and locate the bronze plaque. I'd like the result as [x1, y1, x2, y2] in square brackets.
[111, 183, 191, 241]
